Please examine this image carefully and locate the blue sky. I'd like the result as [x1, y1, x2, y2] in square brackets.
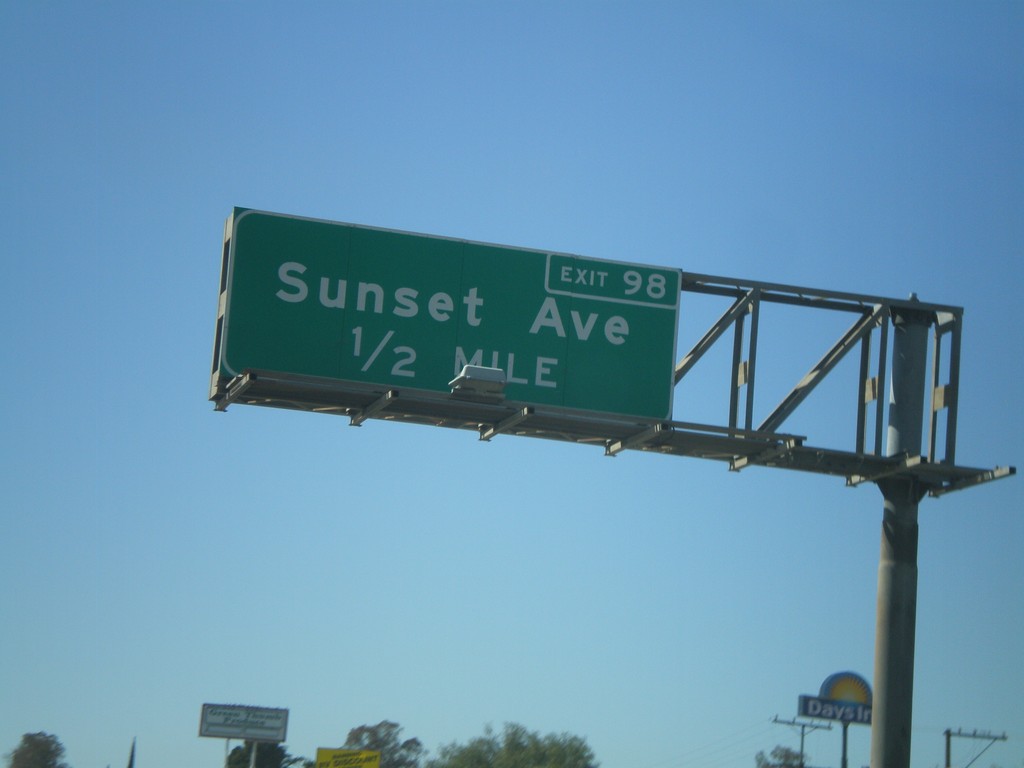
[1, 3, 1021, 768]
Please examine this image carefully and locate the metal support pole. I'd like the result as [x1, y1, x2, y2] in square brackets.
[871, 304, 930, 768]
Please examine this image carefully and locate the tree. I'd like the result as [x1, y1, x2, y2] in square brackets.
[6, 734, 70, 768]
[754, 745, 805, 768]
[227, 742, 307, 768]
[343, 721, 425, 768]
[428, 723, 598, 768]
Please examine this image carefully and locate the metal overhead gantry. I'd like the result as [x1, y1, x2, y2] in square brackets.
[212, 257, 1015, 768]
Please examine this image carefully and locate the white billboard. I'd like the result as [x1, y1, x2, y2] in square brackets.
[199, 703, 289, 742]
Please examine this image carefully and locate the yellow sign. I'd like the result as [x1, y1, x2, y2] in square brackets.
[316, 749, 381, 768]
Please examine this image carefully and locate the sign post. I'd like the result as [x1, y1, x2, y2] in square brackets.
[210, 211, 1015, 768]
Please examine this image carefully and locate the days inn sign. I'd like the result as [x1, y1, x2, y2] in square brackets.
[798, 671, 872, 725]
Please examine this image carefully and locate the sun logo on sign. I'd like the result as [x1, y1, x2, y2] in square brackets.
[819, 671, 872, 705]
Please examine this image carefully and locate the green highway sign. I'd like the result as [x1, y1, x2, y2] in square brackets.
[215, 209, 681, 419]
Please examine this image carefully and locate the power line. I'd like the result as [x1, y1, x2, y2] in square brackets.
[772, 716, 833, 768]
[943, 728, 1008, 768]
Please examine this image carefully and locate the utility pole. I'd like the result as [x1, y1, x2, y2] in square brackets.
[773, 716, 832, 768]
[944, 728, 1008, 768]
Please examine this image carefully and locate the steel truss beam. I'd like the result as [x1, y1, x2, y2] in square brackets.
[676, 272, 981, 470]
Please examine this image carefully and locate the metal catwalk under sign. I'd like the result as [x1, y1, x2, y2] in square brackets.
[212, 367, 1010, 498]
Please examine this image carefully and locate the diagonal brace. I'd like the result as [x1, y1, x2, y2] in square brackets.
[759, 305, 886, 433]
[675, 291, 757, 383]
